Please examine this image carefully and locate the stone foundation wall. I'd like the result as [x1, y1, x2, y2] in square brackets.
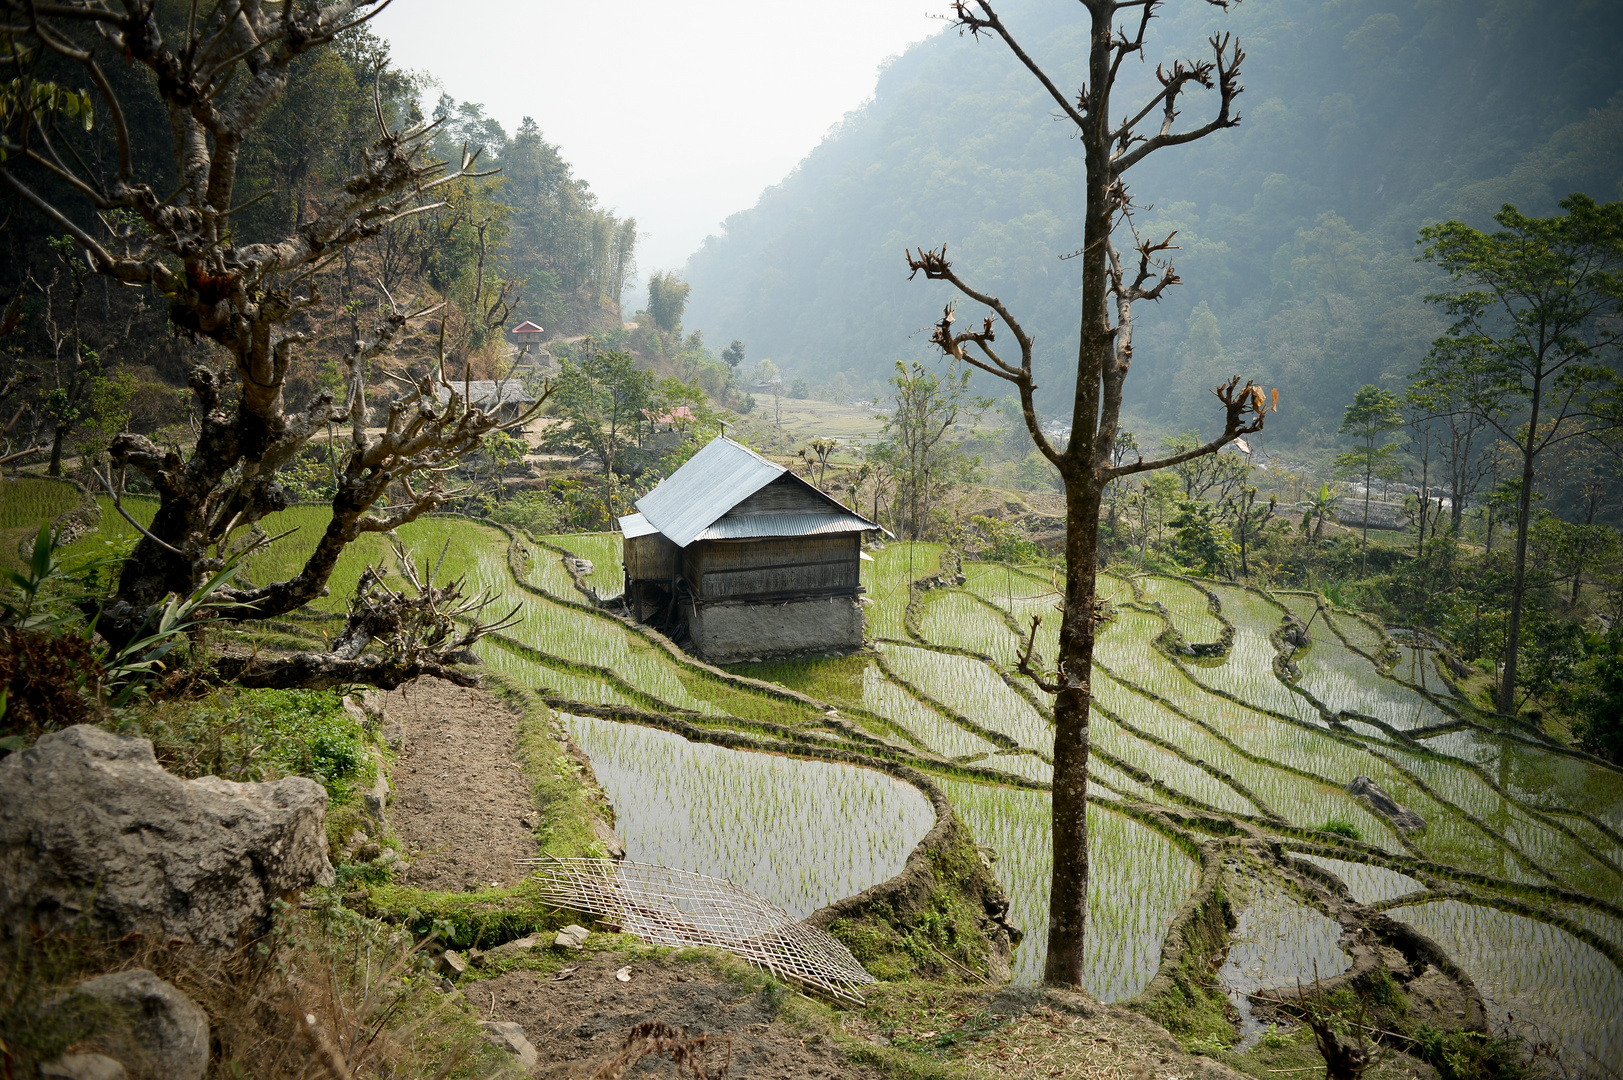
[686, 595, 865, 662]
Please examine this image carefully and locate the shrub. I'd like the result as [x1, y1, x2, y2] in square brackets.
[970, 514, 1043, 564]
[128, 688, 371, 802]
[484, 490, 564, 535]
[1320, 817, 1363, 841]
[0, 628, 103, 742]
[1413, 1024, 1530, 1080]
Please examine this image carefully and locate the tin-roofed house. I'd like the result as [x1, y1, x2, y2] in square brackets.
[619, 436, 883, 662]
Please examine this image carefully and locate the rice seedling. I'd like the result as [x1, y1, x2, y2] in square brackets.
[858, 665, 1001, 759]
[516, 538, 588, 600]
[541, 531, 626, 599]
[1549, 903, 1623, 954]
[1386, 899, 1623, 1068]
[1091, 710, 1259, 817]
[1290, 853, 1423, 905]
[862, 542, 942, 640]
[475, 636, 642, 709]
[1323, 607, 1389, 658]
[918, 591, 1020, 666]
[1137, 574, 1225, 644]
[1191, 584, 1324, 723]
[1219, 875, 1352, 1003]
[960, 562, 1057, 603]
[940, 778, 1201, 996]
[44, 496, 1623, 1056]
[982, 750, 1054, 785]
[1319, 816, 1362, 840]
[562, 713, 934, 919]
[1095, 653, 1402, 847]
[0, 476, 82, 529]
[881, 643, 1052, 752]
[1292, 618, 1452, 732]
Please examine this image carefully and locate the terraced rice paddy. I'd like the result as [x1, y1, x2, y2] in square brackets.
[0, 476, 84, 569]
[1386, 900, 1623, 1071]
[941, 778, 1201, 995]
[38, 497, 1619, 1053]
[544, 532, 627, 599]
[565, 713, 932, 918]
[1219, 877, 1352, 1015]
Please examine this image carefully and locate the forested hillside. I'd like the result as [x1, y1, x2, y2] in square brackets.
[0, 20, 634, 442]
[684, 0, 1623, 450]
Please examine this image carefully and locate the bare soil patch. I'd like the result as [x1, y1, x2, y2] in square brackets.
[479, 951, 886, 1079]
[384, 676, 540, 891]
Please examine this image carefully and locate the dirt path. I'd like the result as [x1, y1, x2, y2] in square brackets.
[384, 677, 540, 891]
[480, 952, 885, 1079]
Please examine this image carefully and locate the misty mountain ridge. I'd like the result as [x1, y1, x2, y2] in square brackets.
[682, 0, 1623, 451]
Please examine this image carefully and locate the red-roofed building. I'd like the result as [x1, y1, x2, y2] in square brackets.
[511, 320, 545, 344]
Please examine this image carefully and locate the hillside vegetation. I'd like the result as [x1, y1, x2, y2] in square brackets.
[684, 0, 1623, 449]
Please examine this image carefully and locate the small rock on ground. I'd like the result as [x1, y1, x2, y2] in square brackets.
[479, 1021, 539, 1069]
[64, 969, 208, 1080]
[38, 1054, 128, 1080]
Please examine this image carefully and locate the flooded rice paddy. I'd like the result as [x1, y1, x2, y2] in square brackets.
[186, 514, 1620, 1054]
[564, 713, 932, 918]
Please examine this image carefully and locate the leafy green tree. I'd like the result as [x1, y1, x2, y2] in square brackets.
[1530, 512, 1623, 606]
[1162, 430, 1251, 503]
[1417, 195, 1623, 714]
[475, 430, 529, 504]
[869, 359, 988, 540]
[971, 514, 1042, 564]
[1334, 384, 1405, 573]
[1565, 625, 1623, 763]
[1169, 500, 1236, 577]
[1126, 473, 1181, 569]
[720, 340, 745, 370]
[31, 236, 106, 477]
[1514, 607, 1585, 715]
[647, 272, 691, 332]
[1225, 485, 1277, 580]
[1301, 483, 1341, 547]
[540, 349, 655, 526]
[77, 369, 136, 476]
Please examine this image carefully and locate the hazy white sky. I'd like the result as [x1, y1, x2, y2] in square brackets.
[370, 1, 946, 299]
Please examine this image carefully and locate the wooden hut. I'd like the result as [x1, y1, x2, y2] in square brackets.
[619, 435, 883, 662]
[435, 380, 536, 425]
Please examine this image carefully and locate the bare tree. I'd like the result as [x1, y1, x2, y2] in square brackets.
[906, 0, 1269, 986]
[0, 0, 549, 684]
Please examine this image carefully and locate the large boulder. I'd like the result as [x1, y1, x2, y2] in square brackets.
[57, 969, 209, 1080]
[0, 725, 334, 945]
[1348, 775, 1427, 834]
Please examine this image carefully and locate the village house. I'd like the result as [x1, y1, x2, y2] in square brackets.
[618, 435, 883, 662]
[434, 379, 537, 425]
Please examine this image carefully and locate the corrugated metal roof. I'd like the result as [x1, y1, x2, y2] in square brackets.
[618, 512, 659, 539]
[696, 512, 877, 541]
[634, 436, 785, 547]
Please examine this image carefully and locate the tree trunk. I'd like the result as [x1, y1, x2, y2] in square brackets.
[1046, 479, 1101, 986]
[1499, 419, 1540, 715]
[47, 427, 66, 477]
[1361, 461, 1372, 574]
